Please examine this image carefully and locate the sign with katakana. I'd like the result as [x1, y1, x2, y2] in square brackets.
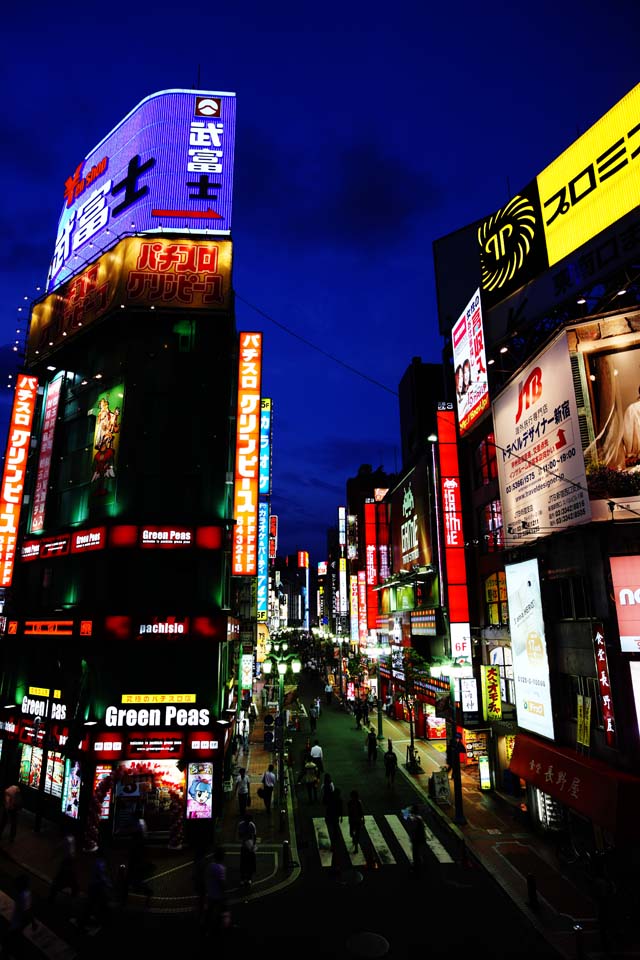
[592, 623, 616, 748]
[46, 90, 236, 292]
[452, 289, 489, 435]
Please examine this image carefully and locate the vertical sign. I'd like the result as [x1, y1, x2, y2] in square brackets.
[338, 506, 346, 547]
[451, 289, 489, 435]
[481, 665, 502, 720]
[269, 513, 278, 560]
[31, 376, 62, 533]
[0, 375, 39, 586]
[232, 332, 262, 575]
[364, 501, 379, 630]
[357, 570, 368, 642]
[350, 574, 359, 641]
[90, 385, 124, 499]
[258, 398, 272, 497]
[339, 558, 348, 616]
[437, 405, 471, 661]
[257, 501, 269, 622]
[593, 623, 616, 747]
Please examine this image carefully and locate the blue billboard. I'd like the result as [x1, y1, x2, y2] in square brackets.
[47, 89, 236, 291]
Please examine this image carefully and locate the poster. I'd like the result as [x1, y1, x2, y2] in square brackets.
[187, 762, 213, 819]
[93, 765, 113, 821]
[61, 760, 81, 818]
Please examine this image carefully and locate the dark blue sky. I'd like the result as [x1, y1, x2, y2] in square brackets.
[1, 1, 638, 562]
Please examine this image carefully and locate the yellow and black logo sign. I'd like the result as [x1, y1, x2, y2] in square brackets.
[477, 180, 548, 309]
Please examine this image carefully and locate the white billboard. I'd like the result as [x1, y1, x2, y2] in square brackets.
[451, 289, 490, 435]
[494, 333, 591, 543]
[505, 558, 555, 740]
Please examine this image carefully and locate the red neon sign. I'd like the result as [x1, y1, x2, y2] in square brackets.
[0, 375, 38, 586]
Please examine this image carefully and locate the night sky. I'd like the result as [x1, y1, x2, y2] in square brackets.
[1, 1, 638, 563]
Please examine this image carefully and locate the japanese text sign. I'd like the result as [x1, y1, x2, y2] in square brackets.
[482, 664, 503, 720]
[437, 406, 470, 627]
[0, 375, 38, 586]
[259, 398, 272, 496]
[232, 333, 262, 575]
[592, 623, 616, 747]
[257, 501, 269, 621]
[30, 376, 62, 533]
[452, 289, 489, 435]
[47, 89, 236, 292]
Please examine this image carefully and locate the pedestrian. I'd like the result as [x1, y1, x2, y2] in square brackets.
[362, 698, 369, 727]
[384, 745, 398, 787]
[238, 812, 257, 890]
[325, 681, 333, 706]
[347, 790, 364, 853]
[48, 830, 79, 904]
[324, 786, 343, 851]
[302, 759, 319, 803]
[309, 702, 318, 733]
[3, 874, 35, 955]
[310, 739, 324, 773]
[354, 699, 362, 730]
[203, 846, 227, 936]
[320, 772, 335, 809]
[260, 763, 276, 814]
[406, 804, 429, 873]
[240, 717, 249, 750]
[80, 848, 112, 930]
[366, 727, 378, 764]
[234, 767, 251, 815]
[314, 696, 322, 718]
[127, 815, 152, 902]
[0, 783, 21, 843]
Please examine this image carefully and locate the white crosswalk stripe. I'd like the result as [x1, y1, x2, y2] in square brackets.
[385, 813, 454, 863]
[312, 814, 454, 868]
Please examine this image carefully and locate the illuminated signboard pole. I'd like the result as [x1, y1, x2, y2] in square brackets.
[430, 406, 467, 825]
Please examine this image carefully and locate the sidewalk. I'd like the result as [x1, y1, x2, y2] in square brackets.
[378, 708, 638, 960]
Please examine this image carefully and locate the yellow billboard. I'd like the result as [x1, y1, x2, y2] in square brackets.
[28, 235, 233, 360]
[538, 83, 640, 266]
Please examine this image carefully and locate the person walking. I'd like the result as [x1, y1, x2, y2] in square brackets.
[324, 681, 333, 706]
[260, 763, 276, 814]
[406, 804, 429, 874]
[126, 815, 152, 903]
[80, 848, 112, 930]
[354, 699, 362, 730]
[203, 847, 227, 936]
[384, 745, 398, 787]
[238, 812, 257, 890]
[308, 702, 318, 733]
[361, 698, 369, 727]
[48, 829, 79, 904]
[324, 786, 343, 852]
[366, 727, 378, 764]
[0, 784, 21, 843]
[234, 767, 251, 815]
[302, 758, 320, 803]
[310, 739, 324, 773]
[347, 790, 365, 854]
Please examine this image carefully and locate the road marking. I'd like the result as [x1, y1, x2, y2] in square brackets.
[0, 889, 77, 959]
[311, 819, 333, 867]
[385, 814, 454, 863]
[363, 816, 395, 865]
[339, 821, 367, 865]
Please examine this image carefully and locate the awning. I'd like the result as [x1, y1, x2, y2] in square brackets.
[509, 732, 640, 840]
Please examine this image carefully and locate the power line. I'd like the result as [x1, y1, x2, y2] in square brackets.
[235, 292, 399, 397]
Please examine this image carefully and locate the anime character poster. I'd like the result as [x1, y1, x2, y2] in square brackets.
[90, 386, 124, 496]
[187, 763, 213, 819]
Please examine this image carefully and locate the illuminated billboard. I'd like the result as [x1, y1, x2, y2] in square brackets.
[610, 555, 640, 653]
[30, 376, 62, 533]
[0, 375, 39, 586]
[339, 558, 348, 616]
[257, 501, 269, 622]
[47, 89, 236, 292]
[505, 558, 555, 740]
[232, 333, 263, 575]
[391, 458, 432, 572]
[538, 83, 640, 267]
[494, 334, 590, 542]
[451, 289, 489, 435]
[338, 506, 346, 546]
[90, 386, 125, 500]
[29, 236, 233, 360]
[269, 514, 278, 560]
[259, 399, 272, 497]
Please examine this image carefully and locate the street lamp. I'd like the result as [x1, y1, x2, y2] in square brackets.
[364, 641, 391, 740]
[262, 642, 302, 805]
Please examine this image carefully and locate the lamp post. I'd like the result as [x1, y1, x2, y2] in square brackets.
[262, 641, 302, 806]
[446, 665, 467, 826]
[364, 641, 391, 740]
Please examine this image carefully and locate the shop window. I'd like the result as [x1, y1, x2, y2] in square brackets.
[546, 576, 591, 620]
[484, 572, 508, 626]
[488, 642, 515, 704]
[474, 433, 498, 487]
[479, 500, 503, 552]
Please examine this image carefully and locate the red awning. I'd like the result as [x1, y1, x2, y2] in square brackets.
[509, 732, 640, 840]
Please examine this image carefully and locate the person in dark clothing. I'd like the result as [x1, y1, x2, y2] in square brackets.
[126, 817, 152, 902]
[238, 812, 257, 889]
[324, 786, 343, 851]
[48, 831, 79, 904]
[366, 728, 378, 764]
[384, 746, 398, 787]
[347, 790, 364, 853]
[361, 699, 369, 727]
[354, 700, 362, 730]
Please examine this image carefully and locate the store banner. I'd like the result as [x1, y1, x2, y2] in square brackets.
[31, 376, 62, 533]
[232, 332, 262, 576]
[593, 623, 616, 747]
[452, 289, 489, 435]
[481, 665, 502, 720]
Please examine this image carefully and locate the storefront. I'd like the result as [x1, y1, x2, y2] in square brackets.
[509, 732, 640, 846]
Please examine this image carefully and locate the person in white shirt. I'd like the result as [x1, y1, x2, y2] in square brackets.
[260, 764, 277, 814]
[309, 740, 324, 772]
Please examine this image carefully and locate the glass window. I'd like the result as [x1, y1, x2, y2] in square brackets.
[479, 500, 503, 552]
[474, 433, 498, 487]
[484, 572, 509, 626]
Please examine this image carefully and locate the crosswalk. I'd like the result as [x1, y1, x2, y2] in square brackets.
[312, 814, 454, 868]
